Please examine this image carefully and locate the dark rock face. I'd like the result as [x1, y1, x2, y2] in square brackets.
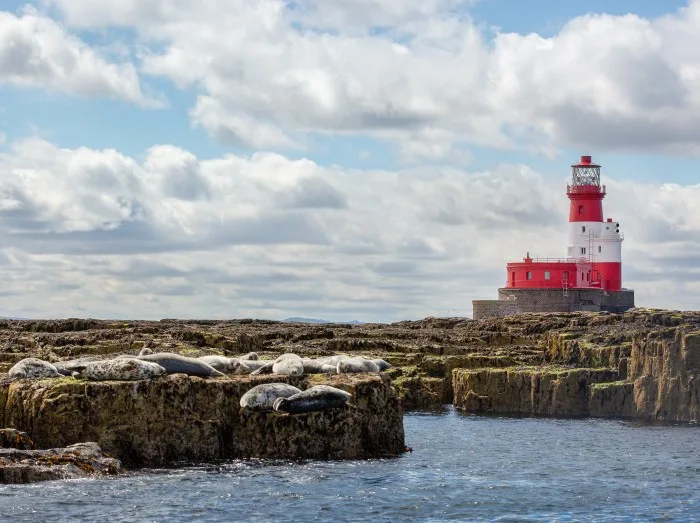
[0, 428, 34, 450]
[0, 374, 404, 466]
[0, 441, 122, 484]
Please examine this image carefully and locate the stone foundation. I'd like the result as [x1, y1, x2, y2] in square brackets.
[472, 287, 635, 319]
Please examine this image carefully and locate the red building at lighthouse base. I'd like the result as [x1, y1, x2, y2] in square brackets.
[472, 155, 635, 319]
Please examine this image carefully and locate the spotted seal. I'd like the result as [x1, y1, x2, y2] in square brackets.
[337, 357, 380, 374]
[272, 353, 304, 376]
[8, 358, 61, 380]
[239, 383, 303, 410]
[70, 358, 166, 381]
[54, 356, 105, 376]
[136, 352, 225, 377]
[198, 355, 250, 375]
[273, 385, 352, 414]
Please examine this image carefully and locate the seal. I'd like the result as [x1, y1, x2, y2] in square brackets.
[319, 355, 349, 366]
[242, 359, 271, 372]
[272, 353, 304, 376]
[249, 361, 274, 375]
[337, 357, 380, 374]
[8, 358, 61, 380]
[198, 355, 250, 375]
[239, 383, 303, 410]
[372, 358, 392, 371]
[138, 348, 154, 356]
[241, 352, 259, 361]
[71, 357, 166, 381]
[54, 356, 105, 376]
[136, 352, 226, 377]
[273, 385, 352, 414]
[301, 358, 337, 374]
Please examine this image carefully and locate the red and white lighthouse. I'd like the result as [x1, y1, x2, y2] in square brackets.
[565, 155, 623, 291]
[504, 155, 624, 292]
[472, 154, 634, 319]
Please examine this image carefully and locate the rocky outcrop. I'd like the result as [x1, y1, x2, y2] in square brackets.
[453, 367, 619, 417]
[1, 308, 699, 424]
[626, 329, 700, 421]
[0, 373, 404, 466]
[0, 441, 122, 484]
[453, 325, 700, 423]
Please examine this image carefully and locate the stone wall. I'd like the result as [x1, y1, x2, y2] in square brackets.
[472, 288, 635, 319]
[471, 299, 521, 319]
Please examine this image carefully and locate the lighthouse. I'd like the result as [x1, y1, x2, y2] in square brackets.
[472, 155, 635, 319]
[565, 155, 622, 291]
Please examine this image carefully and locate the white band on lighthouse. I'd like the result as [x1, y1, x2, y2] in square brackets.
[566, 221, 622, 263]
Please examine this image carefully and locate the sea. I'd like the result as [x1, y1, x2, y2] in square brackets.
[1, 407, 698, 522]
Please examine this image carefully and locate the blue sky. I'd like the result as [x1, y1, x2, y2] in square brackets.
[0, 0, 699, 320]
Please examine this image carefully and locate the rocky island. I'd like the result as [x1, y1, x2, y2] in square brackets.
[0, 307, 697, 482]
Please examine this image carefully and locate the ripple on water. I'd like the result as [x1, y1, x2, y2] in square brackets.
[1, 408, 699, 522]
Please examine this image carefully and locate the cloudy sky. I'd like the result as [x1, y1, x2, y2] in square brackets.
[1, 0, 699, 321]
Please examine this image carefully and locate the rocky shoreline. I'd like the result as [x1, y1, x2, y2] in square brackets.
[0, 307, 697, 483]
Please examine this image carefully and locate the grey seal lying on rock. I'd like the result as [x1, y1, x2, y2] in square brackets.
[242, 359, 271, 372]
[249, 361, 274, 374]
[136, 352, 225, 377]
[239, 383, 302, 410]
[70, 358, 166, 381]
[241, 352, 259, 360]
[301, 358, 337, 374]
[372, 358, 392, 371]
[197, 355, 250, 375]
[273, 385, 352, 414]
[54, 356, 105, 376]
[8, 358, 61, 380]
[272, 354, 304, 376]
[319, 355, 350, 366]
[337, 357, 380, 374]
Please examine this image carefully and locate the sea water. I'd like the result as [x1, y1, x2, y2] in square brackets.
[1, 407, 698, 522]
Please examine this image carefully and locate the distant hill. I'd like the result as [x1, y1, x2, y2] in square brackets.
[283, 317, 364, 325]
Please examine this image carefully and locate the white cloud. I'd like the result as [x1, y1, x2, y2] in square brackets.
[0, 8, 159, 106]
[39, 0, 700, 155]
[1, 137, 699, 320]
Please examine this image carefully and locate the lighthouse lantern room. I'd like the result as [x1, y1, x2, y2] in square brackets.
[504, 155, 624, 292]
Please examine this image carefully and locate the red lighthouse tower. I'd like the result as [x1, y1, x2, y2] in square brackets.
[472, 155, 634, 319]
